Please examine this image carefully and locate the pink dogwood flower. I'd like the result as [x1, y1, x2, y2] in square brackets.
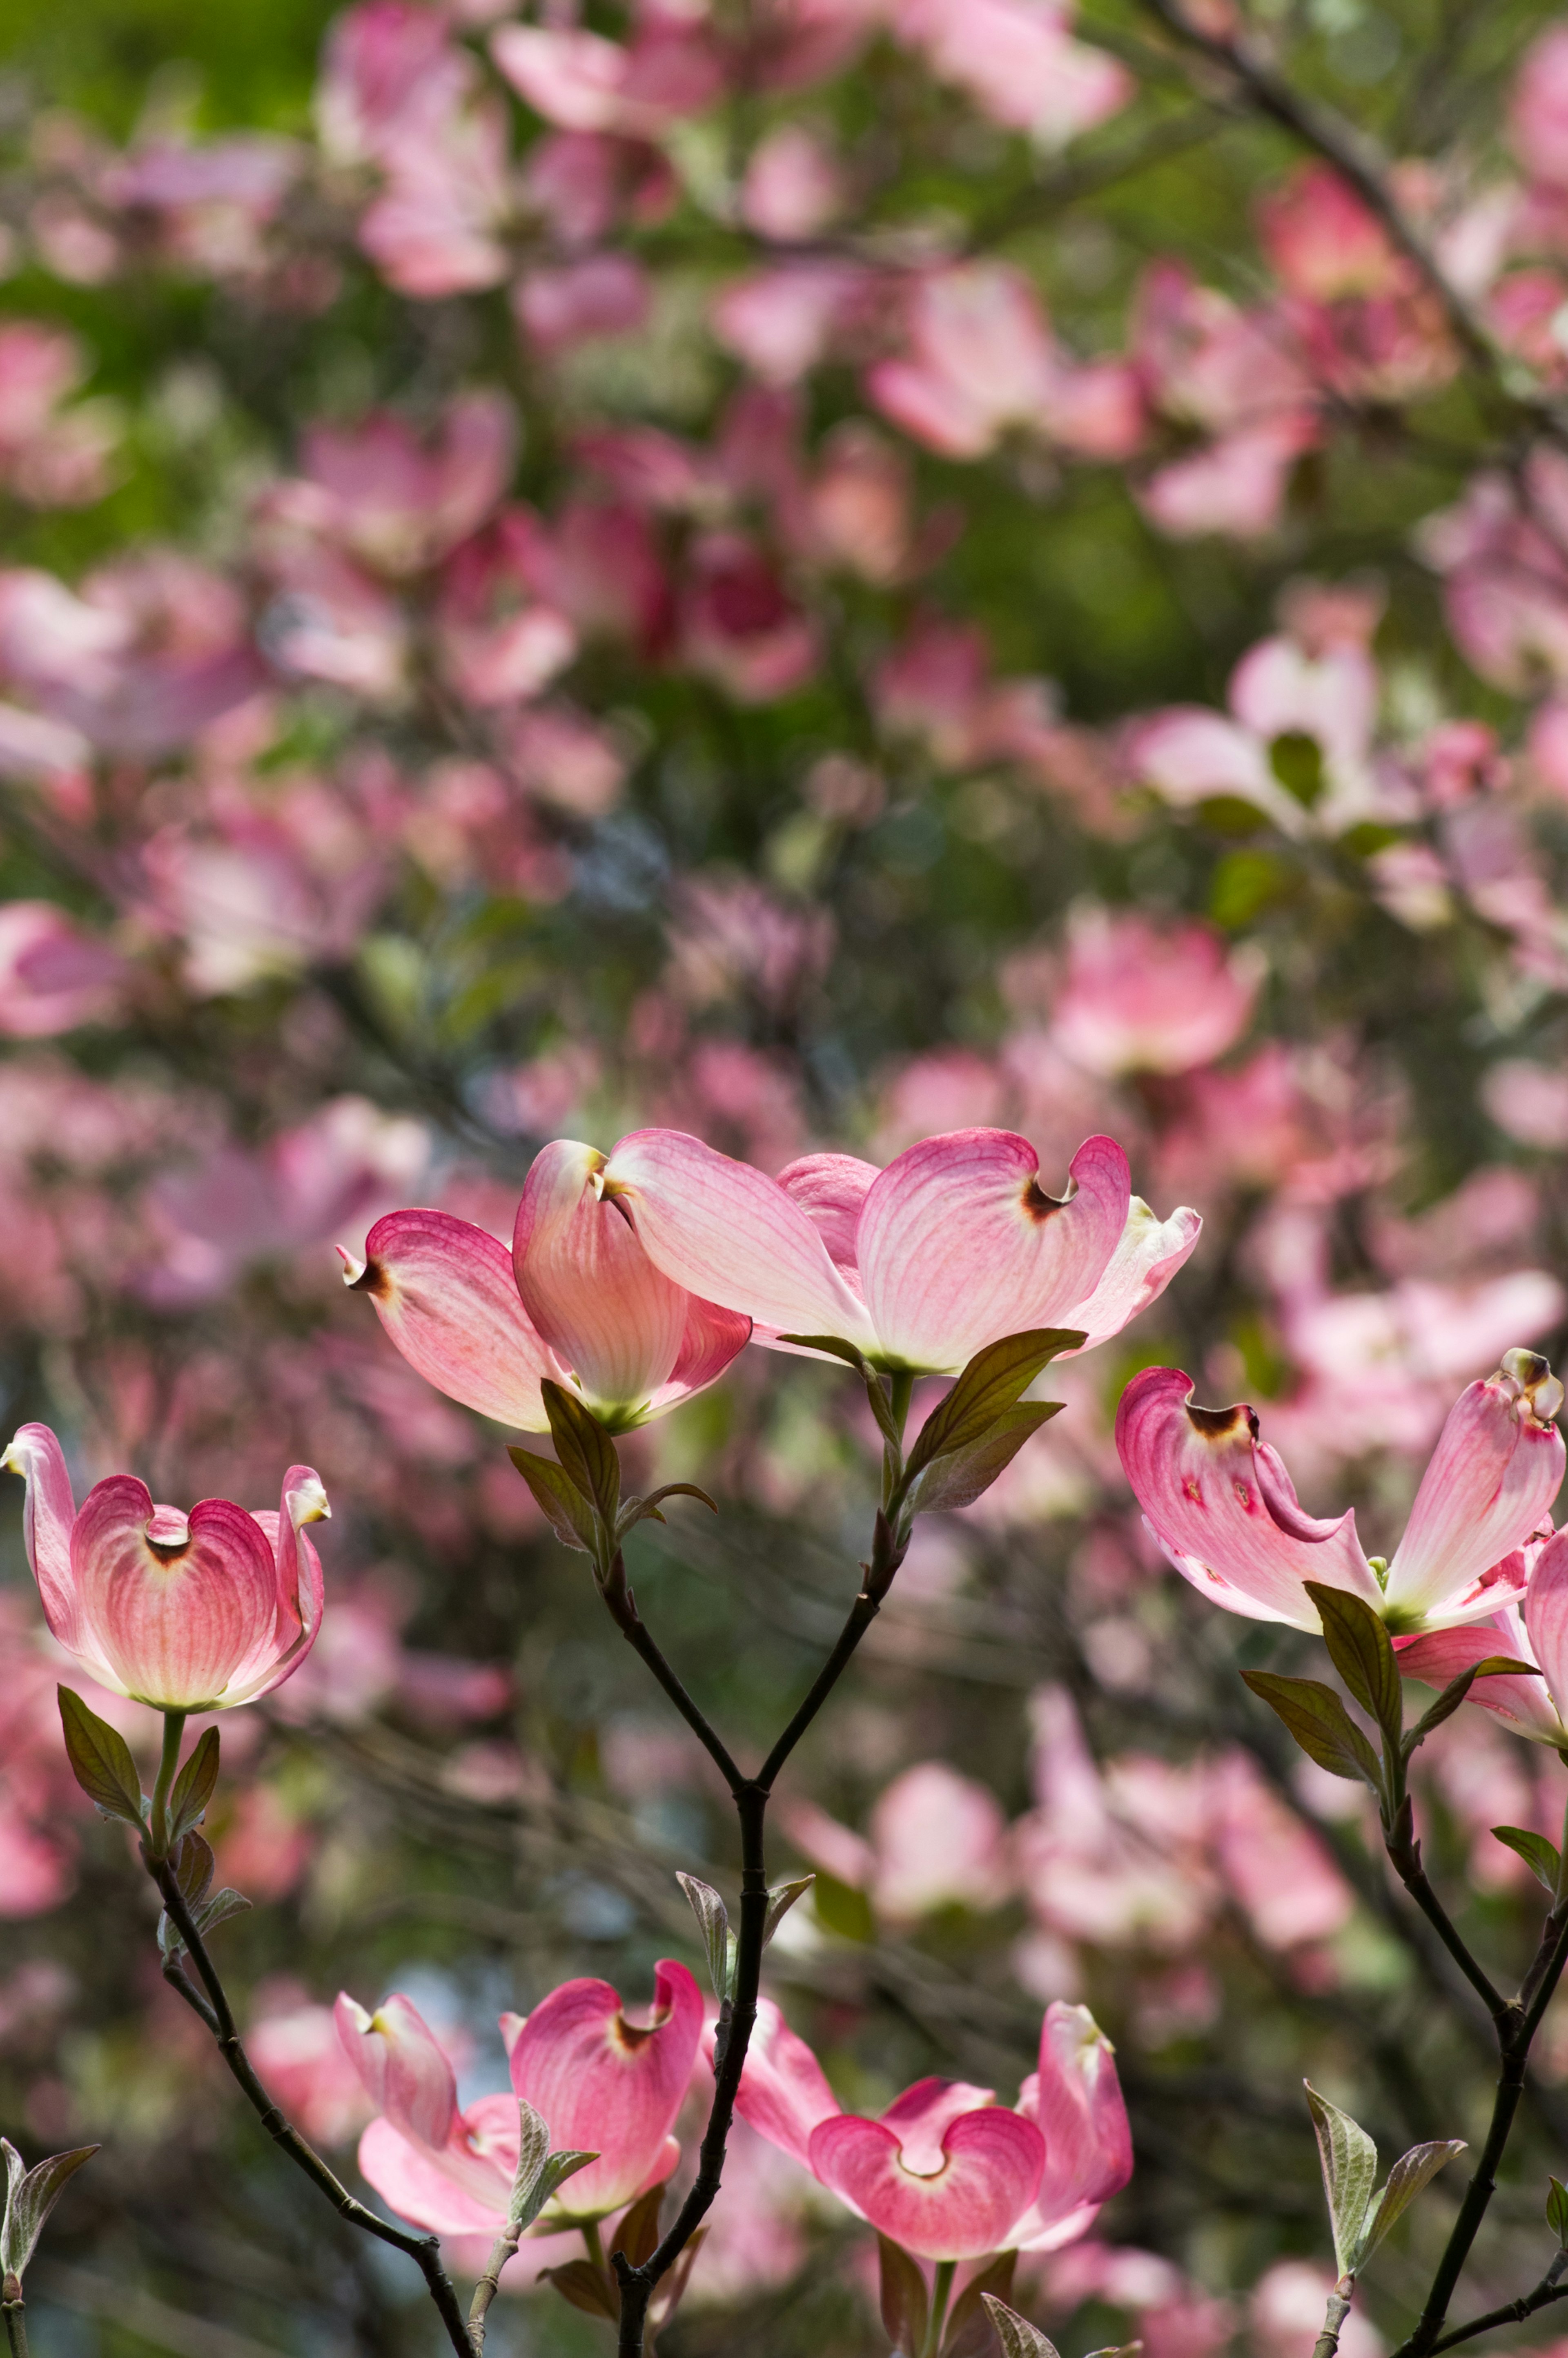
[1115, 1350, 1566, 1634]
[3, 1423, 328, 1711]
[336, 1962, 702, 2232]
[1396, 1530, 1568, 1745]
[344, 1137, 750, 1432]
[732, 1995, 1128, 2260]
[590, 1125, 1198, 1375]
[1049, 908, 1263, 1079]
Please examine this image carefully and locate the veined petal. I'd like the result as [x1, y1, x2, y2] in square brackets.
[355, 2118, 508, 2235]
[234, 1466, 329, 1705]
[808, 2105, 1044, 2262]
[775, 1153, 880, 1275]
[1011, 2003, 1131, 2251]
[71, 1478, 281, 1709]
[506, 1961, 703, 2219]
[730, 1996, 841, 2169]
[643, 1290, 751, 1419]
[1060, 1200, 1202, 1354]
[879, 2078, 997, 2173]
[856, 1132, 1131, 1374]
[334, 1991, 462, 2151]
[3, 1422, 81, 1652]
[1396, 1617, 1561, 1742]
[1115, 1367, 1381, 1631]
[344, 1208, 561, 1433]
[601, 1128, 879, 1353]
[514, 1139, 689, 1419]
[1385, 1355, 1566, 1621]
[1524, 1534, 1568, 1727]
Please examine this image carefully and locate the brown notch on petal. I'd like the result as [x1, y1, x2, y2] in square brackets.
[1186, 1403, 1258, 1441]
[1020, 1176, 1068, 1223]
[348, 1255, 388, 1299]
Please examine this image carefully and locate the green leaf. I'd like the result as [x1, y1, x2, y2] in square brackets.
[0, 2138, 99, 2280]
[57, 1687, 145, 1826]
[762, 1875, 814, 1952]
[539, 2258, 619, 2319]
[1305, 2082, 1379, 2276]
[1492, 1825, 1563, 1894]
[1304, 1583, 1401, 1741]
[904, 1402, 1062, 1518]
[506, 2098, 596, 2235]
[541, 1380, 620, 1520]
[1404, 1659, 1541, 1754]
[676, 1872, 735, 2001]
[1356, 2141, 1466, 2264]
[980, 2296, 1062, 2358]
[812, 1870, 874, 1941]
[167, 1726, 220, 1844]
[941, 2249, 1016, 2356]
[904, 1330, 1084, 1480]
[508, 1447, 600, 1555]
[1547, 2176, 1568, 2247]
[615, 1482, 718, 1542]
[610, 2182, 664, 2269]
[878, 2233, 929, 2358]
[1241, 1673, 1384, 1791]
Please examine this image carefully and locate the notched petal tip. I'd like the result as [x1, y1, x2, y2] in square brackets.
[287, 1470, 331, 1529]
[1501, 1346, 1564, 1426]
[1185, 1400, 1259, 1441]
[336, 1242, 378, 1293]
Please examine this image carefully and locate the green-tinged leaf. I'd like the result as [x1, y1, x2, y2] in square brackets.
[539, 2258, 619, 2320]
[762, 1875, 814, 1952]
[0, 2139, 99, 2279]
[506, 2099, 596, 2235]
[1241, 1674, 1383, 1790]
[194, 1888, 251, 1939]
[508, 1447, 600, 1555]
[1547, 2176, 1568, 2246]
[1305, 2082, 1379, 2275]
[1404, 1659, 1542, 1754]
[167, 1725, 220, 1844]
[1305, 1582, 1401, 1740]
[812, 1870, 875, 1941]
[878, 2233, 929, 2358]
[980, 2295, 1062, 2358]
[541, 1380, 620, 1520]
[1492, 1825, 1562, 1895]
[1083, 2345, 1145, 2358]
[904, 1402, 1062, 1518]
[677, 1872, 735, 2000]
[158, 1834, 219, 1961]
[941, 2249, 1016, 2356]
[1356, 2140, 1466, 2264]
[615, 1482, 719, 1541]
[57, 1687, 144, 1826]
[905, 1330, 1084, 1480]
[611, 2182, 664, 2270]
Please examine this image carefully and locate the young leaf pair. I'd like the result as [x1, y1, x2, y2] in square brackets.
[509, 1379, 715, 1578]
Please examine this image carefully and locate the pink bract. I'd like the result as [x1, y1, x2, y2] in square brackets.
[601, 1123, 1198, 1375]
[1116, 1351, 1566, 1634]
[4, 1421, 328, 1711]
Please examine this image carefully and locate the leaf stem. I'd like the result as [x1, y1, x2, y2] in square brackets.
[147, 1857, 475, 2355]
[1313, 2273, 1356, 2358]
[2, 2290, 30, 2358]
[924, 2260, 957, 2358]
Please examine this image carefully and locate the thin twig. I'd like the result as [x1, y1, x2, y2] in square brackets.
[149, 1858, 475, 2358]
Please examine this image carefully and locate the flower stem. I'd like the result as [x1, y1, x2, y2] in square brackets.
[148, 1708, 187, 1863]
[2, 2288, 31, 2358]
[584, 2219, 607, 2276]
[923, 2260, 956, 2358]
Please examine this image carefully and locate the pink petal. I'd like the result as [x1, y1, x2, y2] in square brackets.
[238, 1467, 328, 1705]
[774, 1152, 880, 1275]
[1396, 1618, 1561, 1741]
[70, 1477, 282, 1709]
[334, 1991, 462, 2151]
[1061, 1199, 1202, 1353]
[644, 1289, 751, 1417]
[602, 1128, 878, 1351]
[731, 1995, 841, 2168]
[345, 1207, 562, 1432]
[1385, 1356, 1566, 1621]
[513, 1139, 689, 1420]
[507, 1961, 703, 2218]
[1115, 1367, 1381, 1631]
[855, 1131, 1131, 1373]
[808, 2104, 1044, 2261]
[3, 1422, 81, 1654]
[355, 2117, 507, 2235]
[1526, 1533, 1568, 1725]
[880, 2077, 998, 2173]
[1011, 2003, 1131, 2251]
